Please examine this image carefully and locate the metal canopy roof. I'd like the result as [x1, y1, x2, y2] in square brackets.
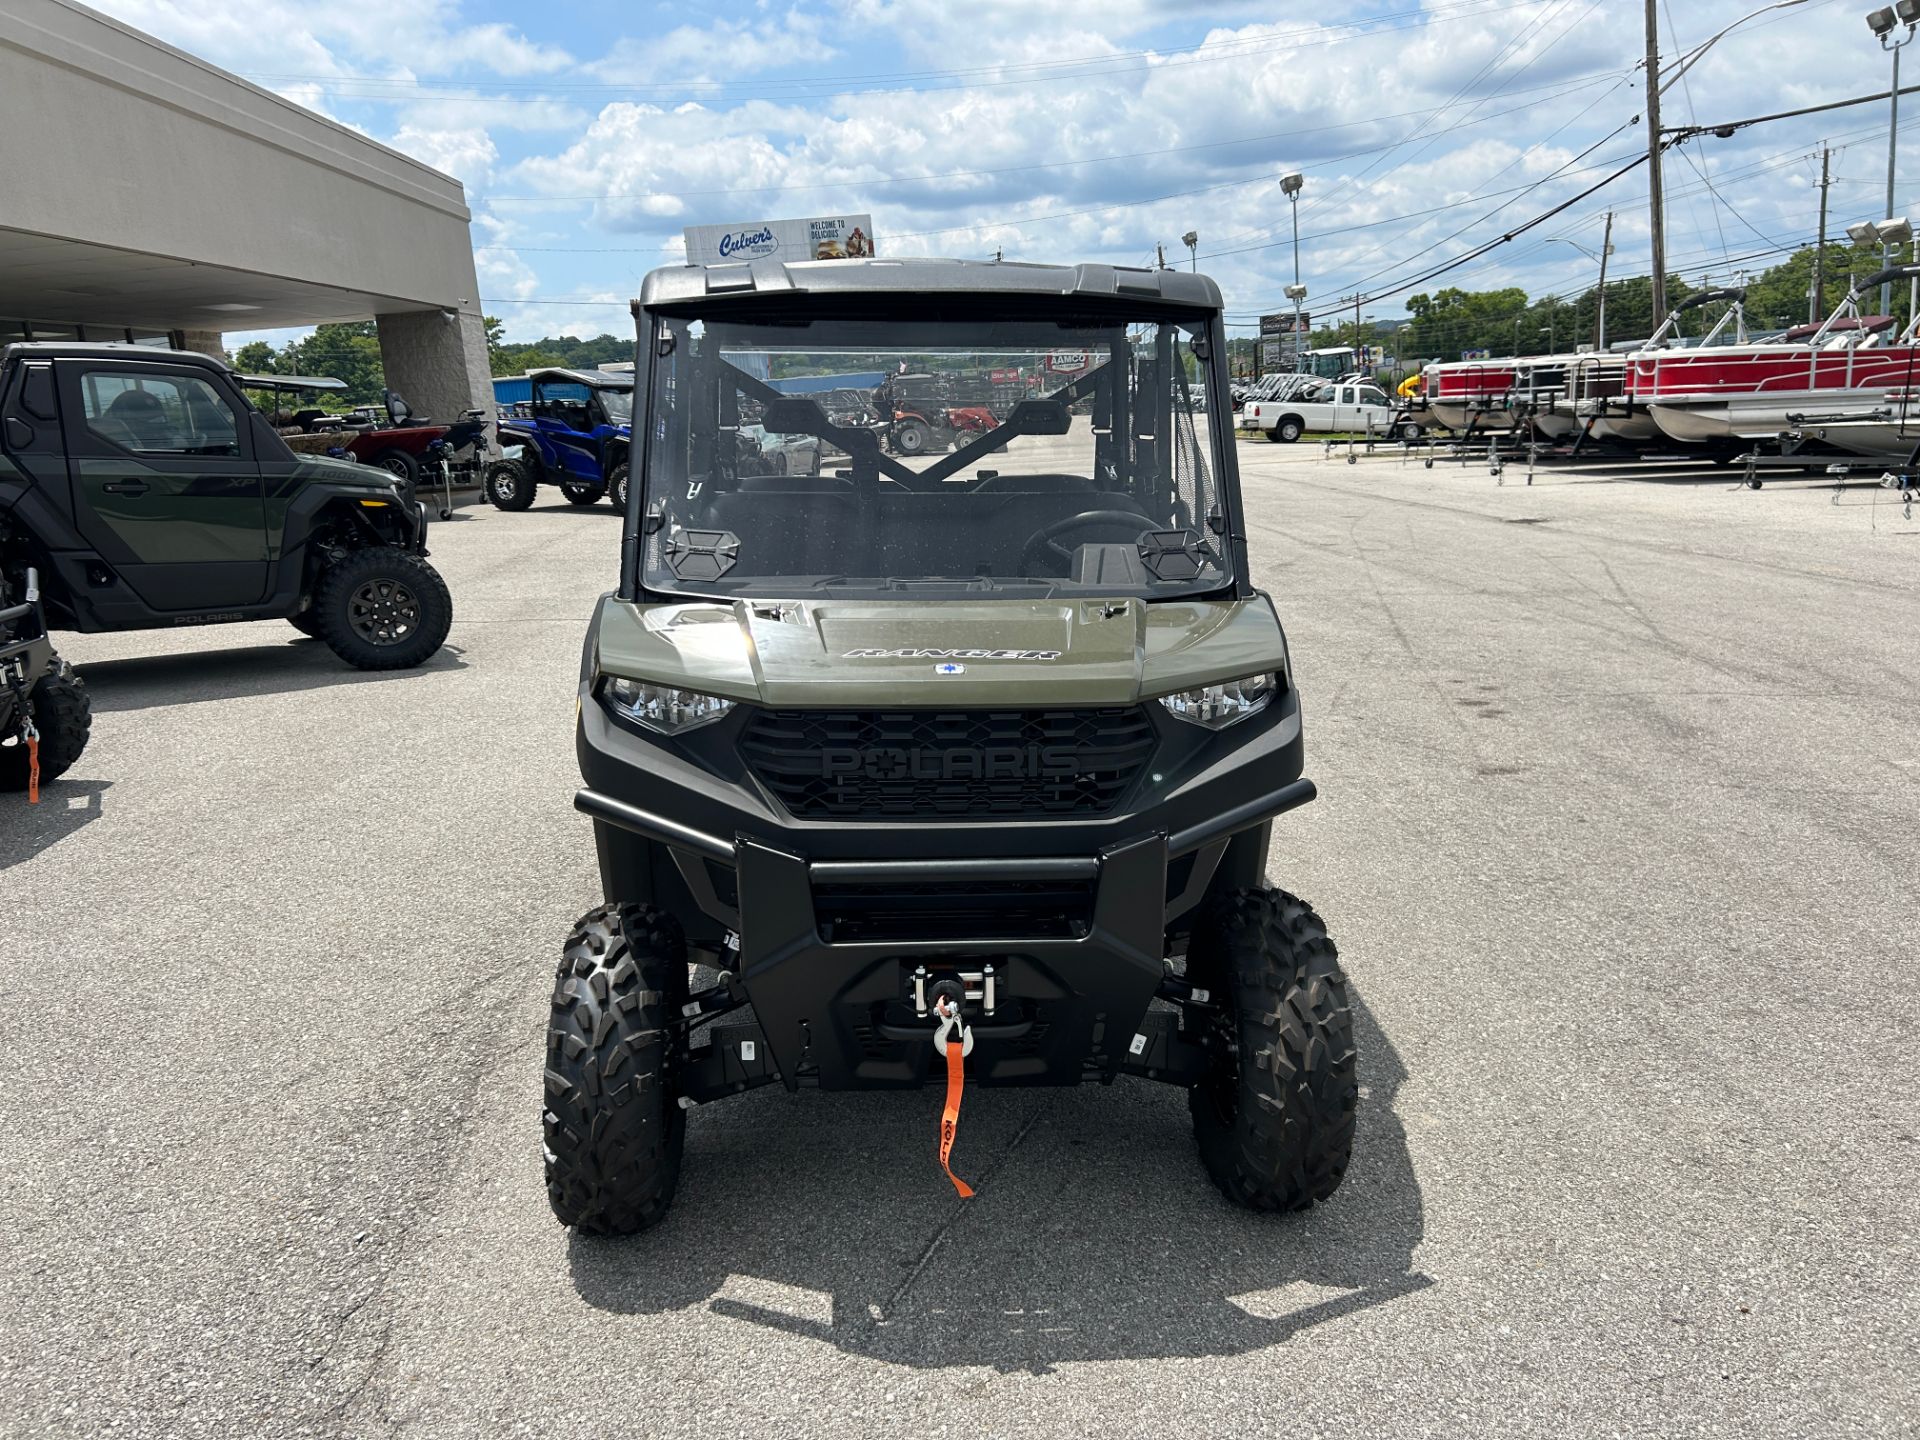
[0, 229, 437, 332]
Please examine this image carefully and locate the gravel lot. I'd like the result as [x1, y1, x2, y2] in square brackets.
[5, 445, 1916, 1438]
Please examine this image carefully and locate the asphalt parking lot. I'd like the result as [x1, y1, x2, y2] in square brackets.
[5, 445, 1917, 1438]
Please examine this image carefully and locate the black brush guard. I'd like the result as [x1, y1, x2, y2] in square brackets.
[574, 776, 1315, 1098]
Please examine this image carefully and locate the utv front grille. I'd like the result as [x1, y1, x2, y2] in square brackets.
[739, 707, 1157, 821]
[813, 877, 1096, 942]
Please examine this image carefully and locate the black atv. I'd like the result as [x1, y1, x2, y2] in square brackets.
[547, 259, 1355, 1234]
[1, 343, 452, 671]
[1, 564, 90, 799]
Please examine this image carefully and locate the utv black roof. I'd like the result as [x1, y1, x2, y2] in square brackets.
[236, 373, 348, 392]
[3, 341, 223, 366]
[633, 258, 1224, 314]
[526, 367, 634, 389]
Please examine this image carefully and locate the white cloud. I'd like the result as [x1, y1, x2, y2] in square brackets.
[390, 125, 500, 189]
[589, 9, 837, 84]
[83, 0, 1903, 340]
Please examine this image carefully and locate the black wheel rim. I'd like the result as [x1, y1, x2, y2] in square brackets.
[1201, 1005, 1240, 1125]
[347, 577, 420, 646]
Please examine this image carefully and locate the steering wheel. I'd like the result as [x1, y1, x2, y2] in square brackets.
[1018, 510, 1149, 574]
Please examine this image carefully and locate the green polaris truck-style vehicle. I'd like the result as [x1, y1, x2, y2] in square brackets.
[0, 344, 451, 671]
[550, 259, 1354, 1233]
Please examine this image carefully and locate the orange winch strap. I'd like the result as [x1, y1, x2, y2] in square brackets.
[939, 1035, 974, 1199]
[25, 731, 39, 805]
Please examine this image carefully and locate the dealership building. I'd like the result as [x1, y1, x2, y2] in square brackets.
[0, 0, 492, 425]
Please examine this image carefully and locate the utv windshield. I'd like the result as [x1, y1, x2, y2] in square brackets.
[599, 387, 633, 424]
[638, 313, 1230, 600]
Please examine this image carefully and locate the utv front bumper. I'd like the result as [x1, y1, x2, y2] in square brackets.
[574, 689, 1313, 1093]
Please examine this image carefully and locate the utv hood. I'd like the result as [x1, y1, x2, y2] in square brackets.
[291, 454, 403, 493]
[593, 597, 1286, 707]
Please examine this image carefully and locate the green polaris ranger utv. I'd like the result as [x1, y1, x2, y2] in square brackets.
[0, 344, 451, 671]
[551, 259, 1354, 1232]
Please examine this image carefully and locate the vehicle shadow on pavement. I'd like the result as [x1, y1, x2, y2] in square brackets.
[0, 777, 109, 871]
[76, 641, 468, 713]
[568, 990, 1429, 1373]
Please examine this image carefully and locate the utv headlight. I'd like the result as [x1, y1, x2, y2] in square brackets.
[602, 676, 734, 734]
[1157, 673, 1276, 730]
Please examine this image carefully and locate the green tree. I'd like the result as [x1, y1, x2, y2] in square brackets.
[285, 323, 385, 404]
[231, 340, 277, 374]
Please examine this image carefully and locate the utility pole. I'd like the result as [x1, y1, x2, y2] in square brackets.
[1645, 0, 1668, 327]
[1812, 146, 1831, 322]
[1595, 209, 1614, 349]
[1155, 242, 1167, 270]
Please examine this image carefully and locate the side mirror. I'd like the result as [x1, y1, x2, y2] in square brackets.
[4, 417, 32, 449]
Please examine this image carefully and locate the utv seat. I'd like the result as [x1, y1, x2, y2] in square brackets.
[100, 390, 172, 451]
[699, 484, 1153, 579]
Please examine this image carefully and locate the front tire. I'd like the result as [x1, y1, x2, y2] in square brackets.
[1188, 888, 1356, 1211]
[0, 667, 91, 791]
[484, 458, 536, 511]
[312, 548, 452, 670]
[560, 481, 605, 507]
[544, 905, 688, 1235]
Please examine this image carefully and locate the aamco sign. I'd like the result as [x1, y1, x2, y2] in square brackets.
[684, 215, 877, 265]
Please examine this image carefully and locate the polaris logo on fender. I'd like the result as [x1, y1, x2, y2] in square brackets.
[819, 745, 1079, 781]
[842, 647, 1061, 661]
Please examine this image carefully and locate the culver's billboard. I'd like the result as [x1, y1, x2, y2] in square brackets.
[683, 215, 877, 266]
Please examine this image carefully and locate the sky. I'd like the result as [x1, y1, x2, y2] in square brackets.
[86, 0, 1916, 349]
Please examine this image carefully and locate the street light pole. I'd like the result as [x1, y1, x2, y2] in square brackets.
[1279, 172, 1306, 372]
[1883, 29, 1909, 317]
[1867, 6, 1920, 315]
[1547, 215, 1616, 349]
[1182, 230, 1199, 273]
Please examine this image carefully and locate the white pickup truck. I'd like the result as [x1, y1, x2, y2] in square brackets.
[1240, 379, 1424, 442]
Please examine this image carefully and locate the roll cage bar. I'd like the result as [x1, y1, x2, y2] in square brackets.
[720, 356, 1111, 492]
